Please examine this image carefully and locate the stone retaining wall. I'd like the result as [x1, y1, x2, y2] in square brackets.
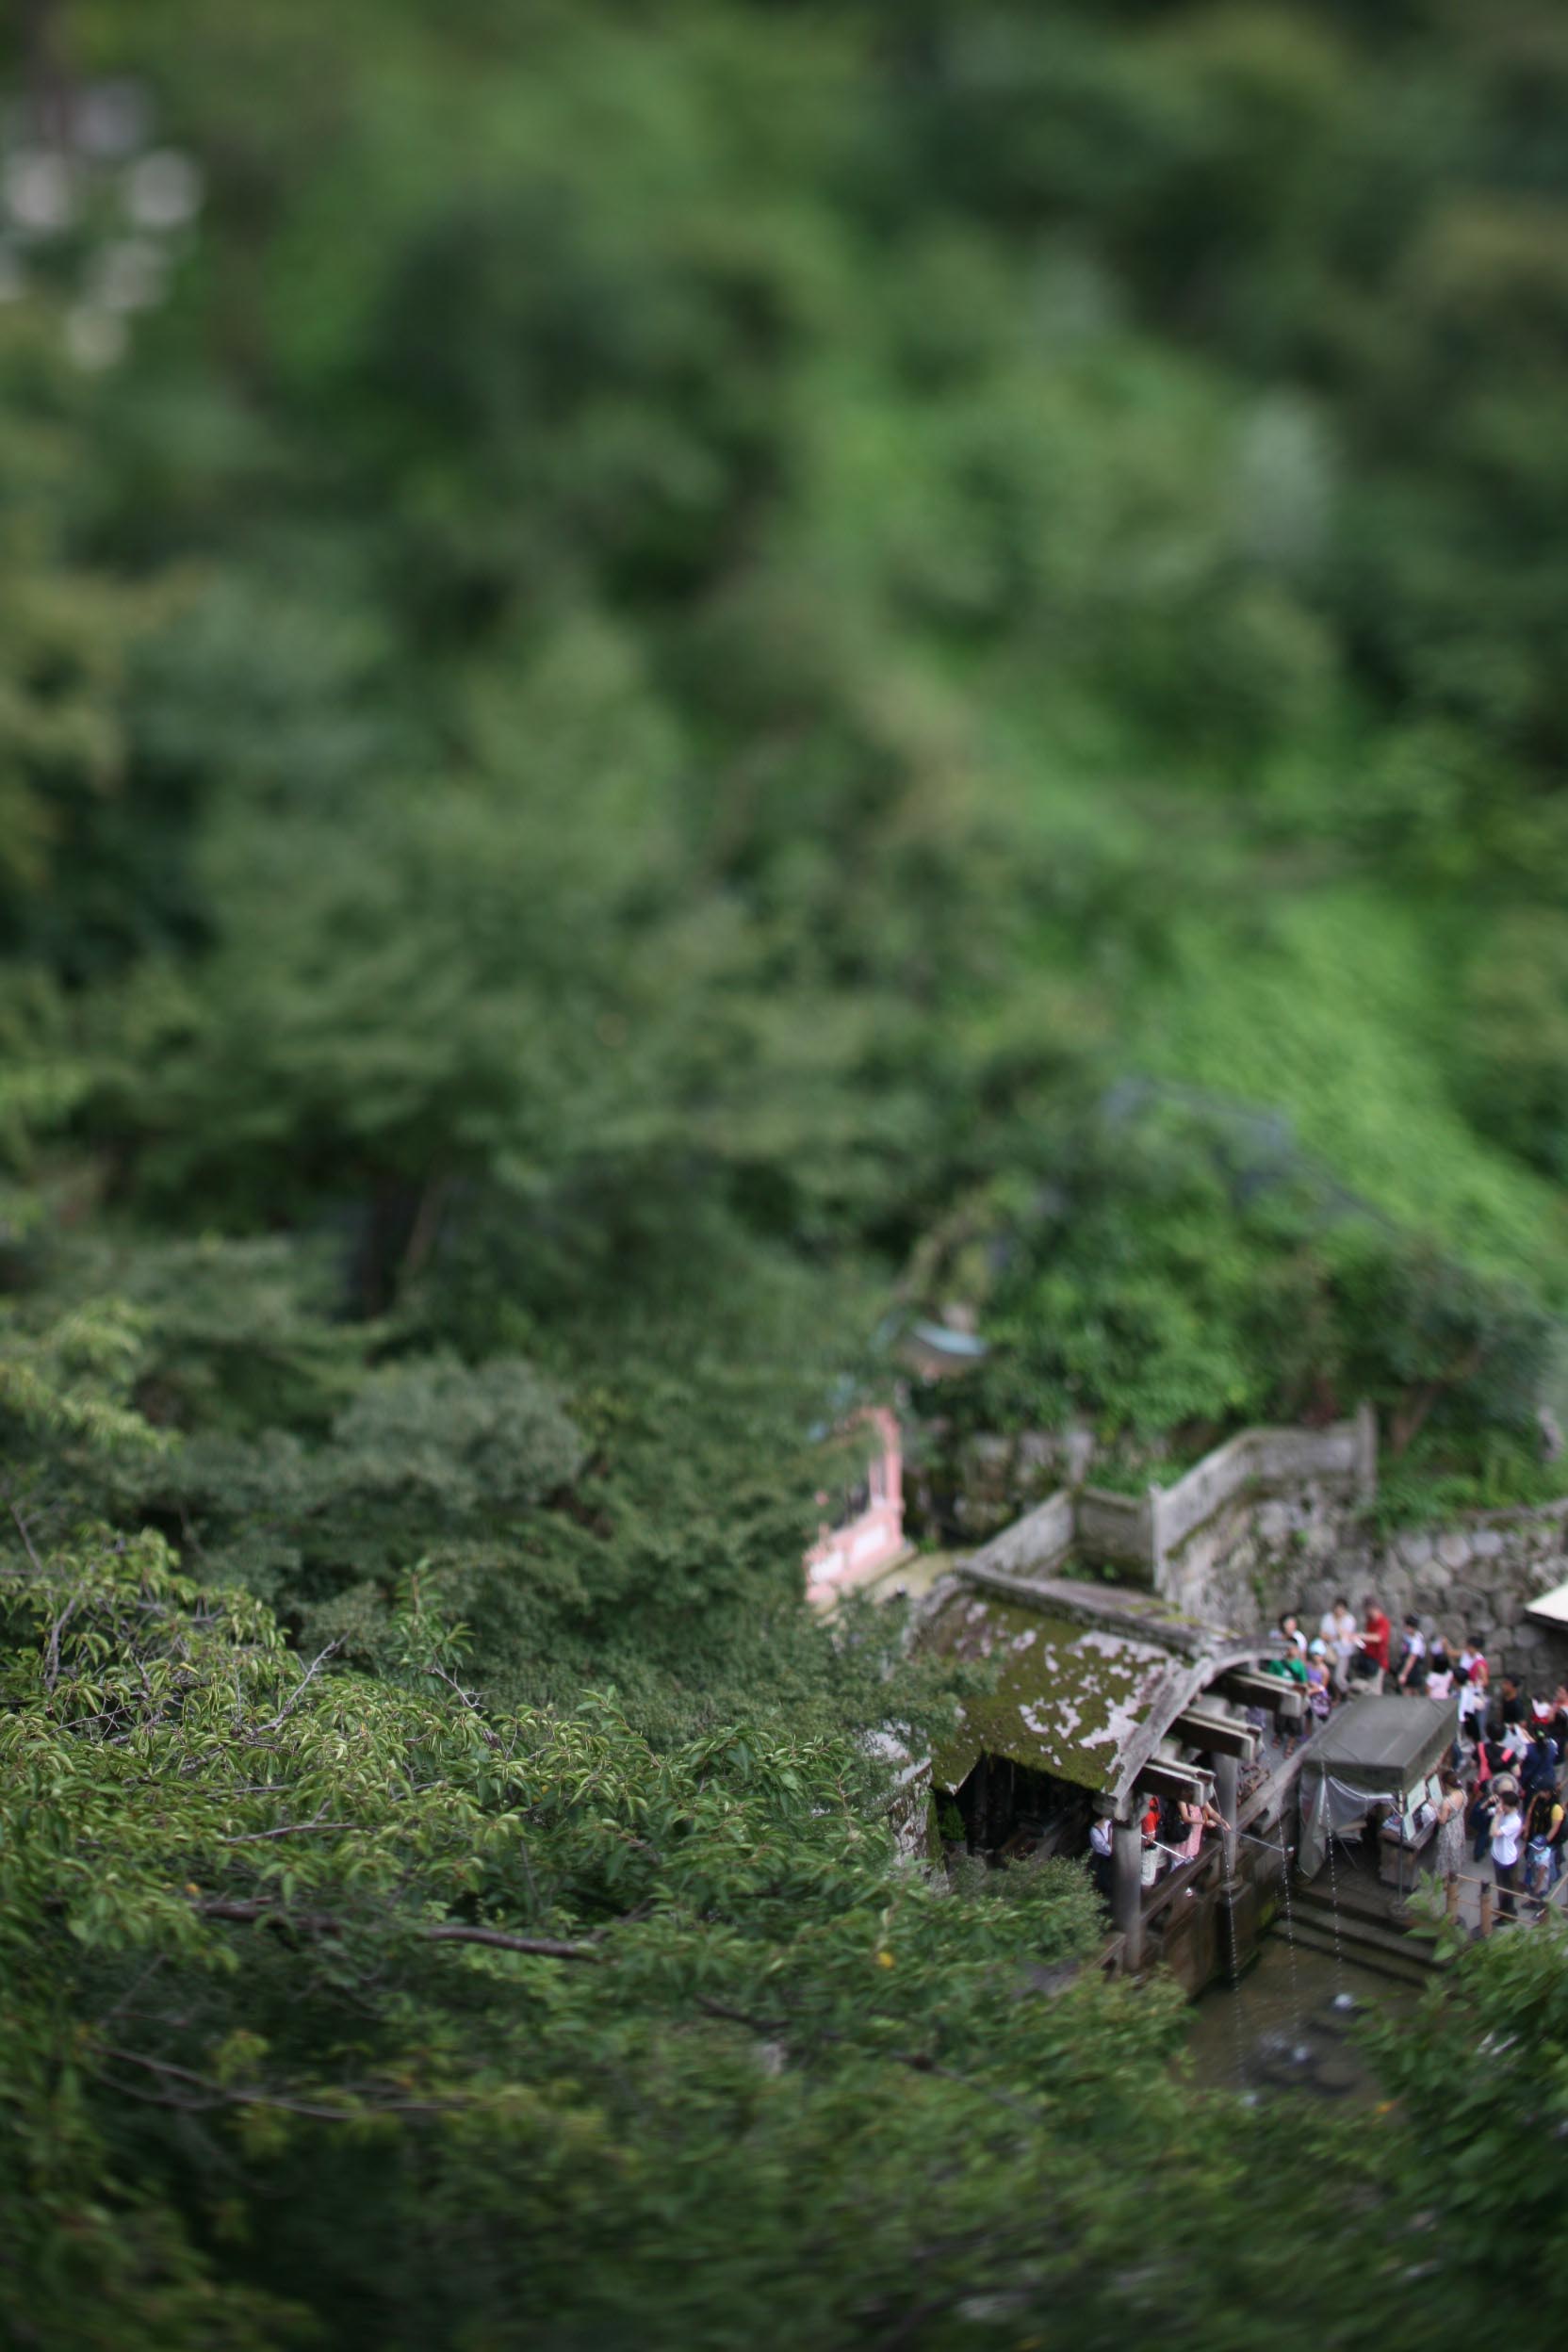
[1152, 1409, 1374, 1561]
[1165, 1483, 1568, 1690]
[964, 1489, 1075, 1580]
[967, 1404, 1568, 1691]
[967, 1408, 1374, 1589]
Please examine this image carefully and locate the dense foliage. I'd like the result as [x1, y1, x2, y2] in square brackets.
[5, 1521, 1567, 2352]
[6, 0, 1568, 2341]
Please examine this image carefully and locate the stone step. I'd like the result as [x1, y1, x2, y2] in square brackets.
[1294, 1873, 1444, 1945]
[1275, 1914, 1435, 1988]
[1302, 1900, 1450, 1968]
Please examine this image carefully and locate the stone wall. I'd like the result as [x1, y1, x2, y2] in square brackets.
[1151, 1407, 1374, 1561]
[966, 1489, 1075, 1580]
[1163, 1483, 1568, 1692]
[1074, 1484, 1154, 1572]
[964, 1403, 1568, 1694]
[965, 1409, 1374, 1591]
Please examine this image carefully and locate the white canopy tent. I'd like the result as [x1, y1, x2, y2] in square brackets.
[1526, 1579, 1568, 1632]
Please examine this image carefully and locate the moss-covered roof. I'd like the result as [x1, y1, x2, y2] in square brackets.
[923, 1570, 1243, 1801]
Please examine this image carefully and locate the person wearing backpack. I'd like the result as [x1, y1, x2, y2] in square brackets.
[1525, 1824, 1553, 1910]
[1521, 1723, 1560, 1803]
[1525, 1785, 1564, 1907]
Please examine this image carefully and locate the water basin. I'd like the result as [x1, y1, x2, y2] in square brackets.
[1184, 1932, 1414, 2101]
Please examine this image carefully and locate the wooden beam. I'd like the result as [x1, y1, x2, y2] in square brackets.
[1134, 1757, 1216, 1805]
[1214, 1668, 1304, 1718]
[1171, 1709, 1259, 1761]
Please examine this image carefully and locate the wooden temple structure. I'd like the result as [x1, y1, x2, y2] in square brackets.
[921, 1563, 1306, 1975]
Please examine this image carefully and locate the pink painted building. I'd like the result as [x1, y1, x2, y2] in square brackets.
[804, 1406, 907, 1608]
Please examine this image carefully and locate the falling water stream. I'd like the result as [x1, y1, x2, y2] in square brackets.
[1219, 1875, 1247, 2082]
[1321, 1786, 1348, 1989]
[1184, 1935, 1402, 2099]
[1268, 1813, 1303, 2030]
[1188, 1810, 1405, 2099]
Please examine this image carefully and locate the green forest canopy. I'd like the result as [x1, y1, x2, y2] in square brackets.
[6, 0, 1568, 2342]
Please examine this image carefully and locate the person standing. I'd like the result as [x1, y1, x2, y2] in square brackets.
[1499, 1716, 1532, 1776]
[1320, 1595, 1359, 1694]
[1395, 1614, 1427, 1693]
[1491, 1783, 1525, 1924]
[1529, 1783, 1568, 1889]
[1359, 1597, 1392, 1692]
[1542, 1684, 1568, 1759]
[1176, 1794, 1223, 1864]
[1432, 1769, 1467, 1905]
[1088, 1814, 1114, 1905]
[1140, 1790, 1165, 1887]
[1521, 1721, 1560, 1805]
[1457, 1636, 1489, 1750]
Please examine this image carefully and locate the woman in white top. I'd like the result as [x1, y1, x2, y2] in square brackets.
[1457, 1642, 1489, 1754]
[1319, 1597, 1358, 1692]
[1491, 1788, 1525, 1921]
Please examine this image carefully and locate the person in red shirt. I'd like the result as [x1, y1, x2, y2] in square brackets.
[1360, 1596, 1392, 1686]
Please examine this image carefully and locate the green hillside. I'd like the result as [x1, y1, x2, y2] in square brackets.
[5, 1, 1568, 2341]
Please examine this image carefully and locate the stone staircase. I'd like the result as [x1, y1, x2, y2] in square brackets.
[1276, 1870, 1451, 1988]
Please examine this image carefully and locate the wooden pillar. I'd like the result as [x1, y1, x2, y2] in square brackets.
[1213, 1753, 1240, 1876]
[1112, 1815, 1144, 1971]
[1478, 1882, 1494, 1938]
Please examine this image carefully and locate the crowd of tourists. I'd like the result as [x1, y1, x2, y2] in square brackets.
[1087, 1789, 1229, 1894]
[1087, 1596, 1568, 1919]
[1268, 1596, 1568, 1923]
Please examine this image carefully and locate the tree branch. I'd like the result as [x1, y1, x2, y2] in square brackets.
[217, 1819, 351, 1845]
[3, 1484, 43, 1575]
[421, 1661, 501, 1748]
[193, 1895, 600, 1962]
[42, 1592, 78, 1690]
[253, 1641, 341, 1734]
[98, 2044, 459, 2121]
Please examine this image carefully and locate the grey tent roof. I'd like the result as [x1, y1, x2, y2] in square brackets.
[1299, 1694, 1457, 1793]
